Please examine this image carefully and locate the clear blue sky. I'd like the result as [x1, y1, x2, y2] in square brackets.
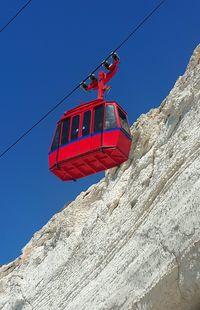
[0, 0, 199, 265]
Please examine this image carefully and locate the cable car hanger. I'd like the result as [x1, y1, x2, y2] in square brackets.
[80, 53, 120, 100]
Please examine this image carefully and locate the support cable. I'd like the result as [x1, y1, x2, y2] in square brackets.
[0, 0, 32, 34]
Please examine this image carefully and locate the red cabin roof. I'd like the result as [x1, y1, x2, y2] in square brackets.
[59, 99, 128, 121]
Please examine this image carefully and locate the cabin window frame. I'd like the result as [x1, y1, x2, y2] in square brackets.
[104, 104, 117, 130]
[70, 114, 80, 141]
[93, 104, 104, 134]
[117, 108, 130, 135]
[60, 117, 70, 146]
[81, 110, 92, 137]
[50, 122, 61, 152]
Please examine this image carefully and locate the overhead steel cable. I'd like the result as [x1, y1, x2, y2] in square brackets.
[0, 85, 81, 159]
[0, 0, 167, 159]
[83, 0, 167, 80]
[0, 0, 32, 33]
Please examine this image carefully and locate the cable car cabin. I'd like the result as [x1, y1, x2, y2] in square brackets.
[48, 99, 132, 181]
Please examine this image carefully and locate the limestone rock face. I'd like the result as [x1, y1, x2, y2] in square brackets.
[1, 45, 200, 310]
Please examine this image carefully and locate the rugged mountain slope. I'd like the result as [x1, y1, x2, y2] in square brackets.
[1, 45, 200, 310]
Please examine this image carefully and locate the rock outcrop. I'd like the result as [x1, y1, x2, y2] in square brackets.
[1, 45, 200, 310]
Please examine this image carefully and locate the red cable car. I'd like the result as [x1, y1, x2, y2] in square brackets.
[48, 54, 132, 181]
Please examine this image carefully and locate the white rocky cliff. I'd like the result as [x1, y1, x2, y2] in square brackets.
[1, 45, 200, 310]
